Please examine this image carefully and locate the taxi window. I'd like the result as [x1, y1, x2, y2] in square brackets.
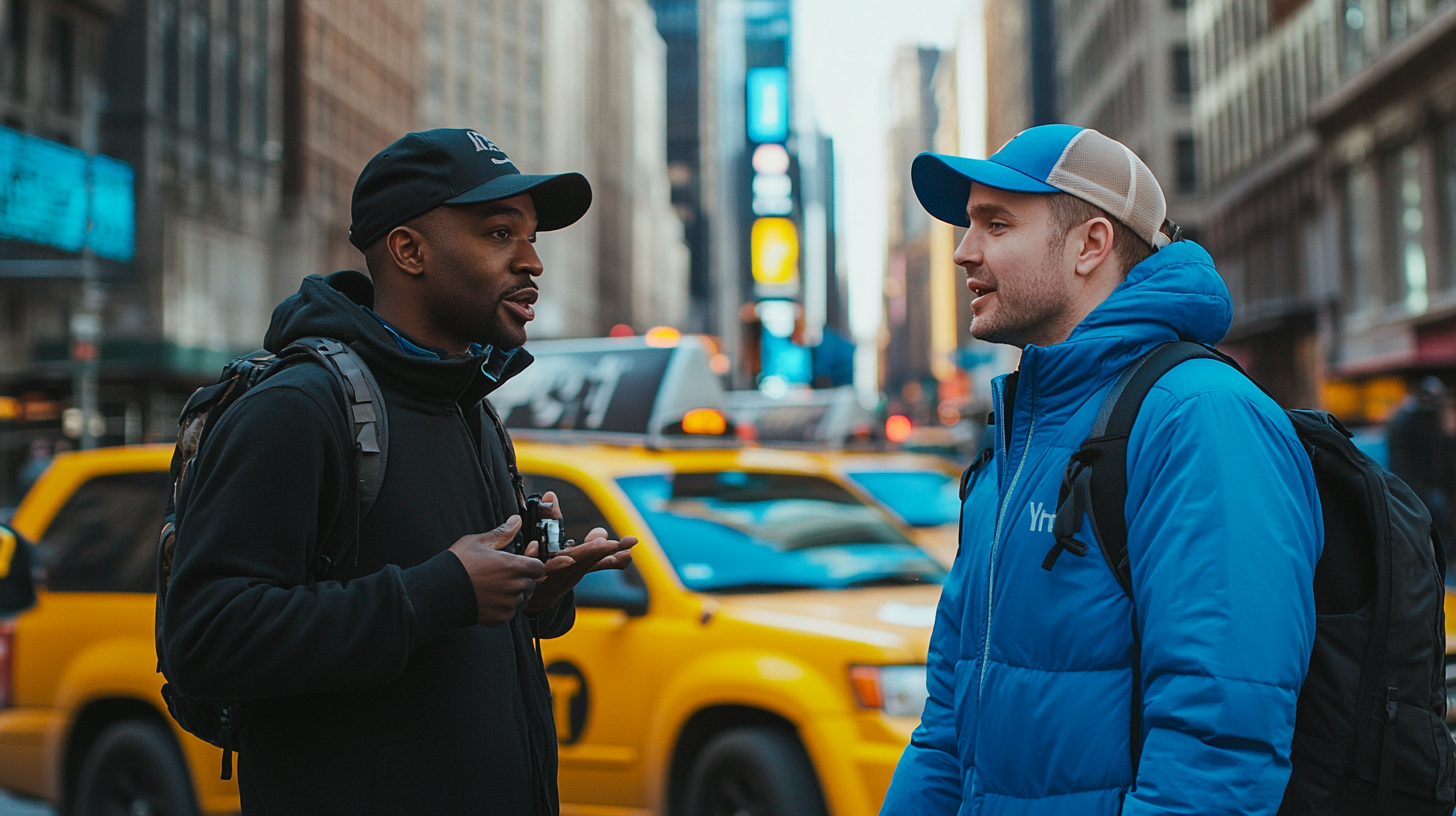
[617, 471, 944, 593]
[845, 470, 961, 527]
[39, 471, 170, 593]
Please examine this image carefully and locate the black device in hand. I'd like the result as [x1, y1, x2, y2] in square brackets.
[522, 493, 568, 561]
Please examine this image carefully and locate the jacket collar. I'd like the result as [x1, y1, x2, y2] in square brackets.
[264, 271, 534, 406]
[997, 241, 1232, 431]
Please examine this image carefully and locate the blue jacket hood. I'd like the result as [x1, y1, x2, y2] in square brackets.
[1007, 241, 1232, 426]
[1071, 240, 1231, 348]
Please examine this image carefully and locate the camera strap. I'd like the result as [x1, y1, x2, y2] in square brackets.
[481, 399, 529, 516]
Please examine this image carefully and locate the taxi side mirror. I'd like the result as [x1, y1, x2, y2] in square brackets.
[573, 562, 648, 617]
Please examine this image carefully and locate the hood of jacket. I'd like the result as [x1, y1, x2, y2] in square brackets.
[1000, 240, 1231, 432]
[263, 270, 533, 405]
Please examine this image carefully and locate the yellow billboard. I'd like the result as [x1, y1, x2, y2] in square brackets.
[751, 217, 799, 285]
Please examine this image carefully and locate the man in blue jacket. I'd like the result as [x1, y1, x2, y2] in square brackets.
[881, 125, 1322, 815]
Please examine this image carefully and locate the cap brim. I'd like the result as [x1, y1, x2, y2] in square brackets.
[911, 153, 1060, 227]
[445, 172, 593, 231]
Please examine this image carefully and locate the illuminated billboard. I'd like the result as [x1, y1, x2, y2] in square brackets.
[751, 217, 799, 285]
[746, 67, 789, 144]
[0, 126, 136, 262]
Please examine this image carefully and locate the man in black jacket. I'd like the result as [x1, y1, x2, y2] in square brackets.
[162, 129, 635, 815]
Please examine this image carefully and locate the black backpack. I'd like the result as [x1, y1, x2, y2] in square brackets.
[1043, 340, 1455, 815]
[154, 337, 388, 780]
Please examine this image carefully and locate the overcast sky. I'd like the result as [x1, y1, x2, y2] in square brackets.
[793, 0, 975, 346]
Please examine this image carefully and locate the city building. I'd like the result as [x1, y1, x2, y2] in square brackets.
[984, 0, 1058, 149]
[1310, 1, 1456, 423]
[422, 0, 688, 339]
[1055, 0, 1204, 230]
[97, 0, 287, 429]
[883, 45, 946, 422]
[883, 37, 1008, 428]
[694, 0, 844, 390]
[0, 0, 427, 502]
[1191, 0, 1456, 419]
[651, 0, 713, 332]
[1189, 0, 1333, 407]
[0, 0, 129, 500]
[278, 0, 423, 287]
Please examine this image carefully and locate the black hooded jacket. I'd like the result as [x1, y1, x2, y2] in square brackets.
[162, 271, 573, 816]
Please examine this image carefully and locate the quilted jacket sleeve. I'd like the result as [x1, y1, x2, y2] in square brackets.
[1120, 382, 1322, 816]
[879, 487, 978, 815]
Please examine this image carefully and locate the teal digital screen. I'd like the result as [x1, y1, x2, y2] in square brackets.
[746, 67, 790, 144]
[86, 155, 136, 262]
[0, 126, 135, 262]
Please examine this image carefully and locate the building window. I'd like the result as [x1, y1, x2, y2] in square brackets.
[253, 0, 268, 149]
[1344, 162, 1382, 315]
[193, 3, 212, 135]
[1341, 0, 1367, 76]
[1387, 0, 1412, 41]
[225, 0, 241, 143]
[1388, 145, 1428, 312]
[46, 14, 74, 114]
[1170, 44, 1192, 103]
[161, 0, 179, 119]
[7, 0, 28, 101]
[1175, 134, 1197, 194]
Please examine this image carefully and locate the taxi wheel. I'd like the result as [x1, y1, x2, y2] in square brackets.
[72, 720, 199, 816]
[682, 726, 826, 816]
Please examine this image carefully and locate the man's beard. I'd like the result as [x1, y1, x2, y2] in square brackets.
[968, 257, 1071, 348]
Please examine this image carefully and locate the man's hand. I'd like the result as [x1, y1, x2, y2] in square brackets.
[524, 491, 638, 614]
[447, 516, 546, 626]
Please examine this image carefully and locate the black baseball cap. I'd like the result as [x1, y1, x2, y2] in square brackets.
[349, 128, 593, 251]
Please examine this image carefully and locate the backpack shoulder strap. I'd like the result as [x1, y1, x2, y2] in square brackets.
[279, 337, 390, 576]
[1044, 341, 1228, 593]
[1044, 340, 1233, 784]
[951, 436, 996, 560]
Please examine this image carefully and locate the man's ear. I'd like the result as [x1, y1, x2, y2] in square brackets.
[1073, 217, 1116, 278]
[385, 226, 428, 278]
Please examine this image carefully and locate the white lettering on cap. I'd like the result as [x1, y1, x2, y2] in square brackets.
[466, 131, 502, 154]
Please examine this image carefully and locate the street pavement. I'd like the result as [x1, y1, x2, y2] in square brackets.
[0, 792, 50, 816]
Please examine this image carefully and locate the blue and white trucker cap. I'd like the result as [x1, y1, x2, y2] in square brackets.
[912, 124, 1174, 249]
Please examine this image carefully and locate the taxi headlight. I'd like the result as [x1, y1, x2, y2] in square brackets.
[849, 664, 928, 719]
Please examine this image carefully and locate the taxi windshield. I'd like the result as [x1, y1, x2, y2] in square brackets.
[616, 471, 945, 593]
[844, 469, 961, 527]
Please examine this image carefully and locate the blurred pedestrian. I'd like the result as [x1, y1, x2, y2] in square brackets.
[15, 438, 54, 499]
[881, 126, 1321, 815]
[1386, 376, 1455, 569]
[159, 130, 636, 816]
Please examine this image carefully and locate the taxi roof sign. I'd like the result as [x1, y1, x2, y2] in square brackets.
[488, 336, 733, 446]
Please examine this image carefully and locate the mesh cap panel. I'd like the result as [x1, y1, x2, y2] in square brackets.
[1045, 129, 1167, 248]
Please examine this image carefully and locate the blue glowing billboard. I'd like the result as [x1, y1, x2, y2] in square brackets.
[87, 155, 136, 262]
[746, 67, 790, 144]
[0, 126, 135, 262]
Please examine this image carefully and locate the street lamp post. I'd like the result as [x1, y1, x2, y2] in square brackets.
[70, 250, 104, 450]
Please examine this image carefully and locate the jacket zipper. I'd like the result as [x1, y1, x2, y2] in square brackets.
[978, 376, 1036, 695]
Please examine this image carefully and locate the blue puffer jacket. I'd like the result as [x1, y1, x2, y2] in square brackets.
[881, 241, 1323, 816]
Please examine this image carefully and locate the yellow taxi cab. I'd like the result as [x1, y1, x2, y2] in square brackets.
[0, 336, 947, 816]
